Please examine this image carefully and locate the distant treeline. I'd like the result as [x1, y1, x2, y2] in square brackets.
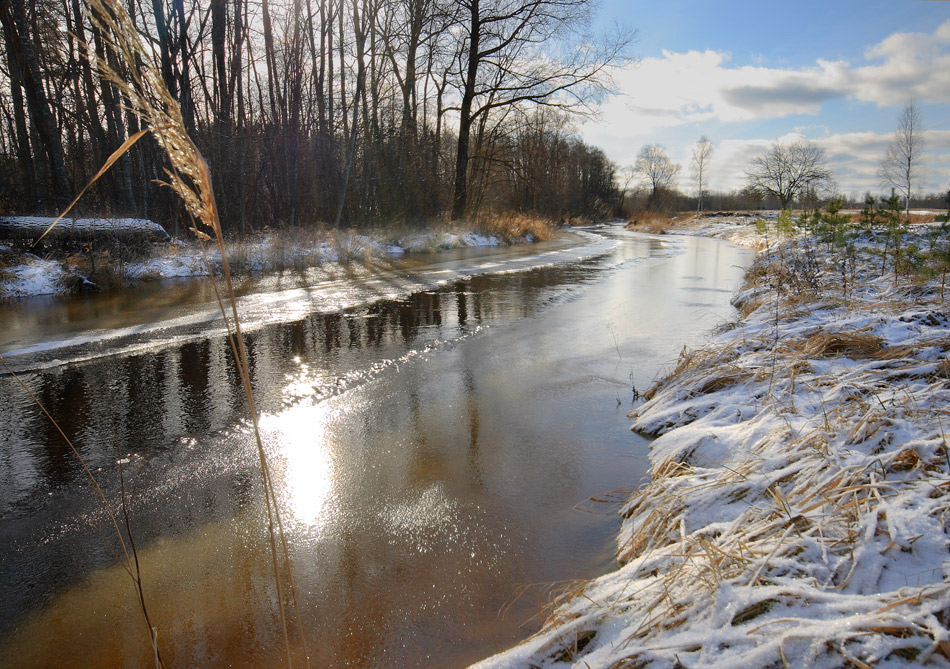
[0, 0, 628, 234]
[621, 187, 950, 217]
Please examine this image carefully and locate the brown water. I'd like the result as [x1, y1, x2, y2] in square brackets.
[0, 227, 753, 667]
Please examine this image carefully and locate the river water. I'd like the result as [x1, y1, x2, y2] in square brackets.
[0, 225, 752, 667]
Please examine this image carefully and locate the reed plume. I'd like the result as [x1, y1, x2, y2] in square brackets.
[18, 0, 310, 664]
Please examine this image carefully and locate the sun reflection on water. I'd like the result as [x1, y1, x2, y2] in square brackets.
[258, 403, 335, 528]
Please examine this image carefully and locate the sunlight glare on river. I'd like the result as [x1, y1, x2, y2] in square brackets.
[0, 227, 754, 667]
[260, 404, 335, 530]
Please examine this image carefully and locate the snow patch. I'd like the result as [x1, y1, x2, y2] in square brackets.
[477, 226, 950, 668]
[0, 257, 68, 298]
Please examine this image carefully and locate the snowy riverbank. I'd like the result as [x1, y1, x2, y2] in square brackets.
[476, 221, 950, 667]
[0, 226, 530, 300]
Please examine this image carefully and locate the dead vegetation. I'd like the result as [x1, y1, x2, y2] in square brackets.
[624, 212, 688, 234]
[793, 331, 886, 358]
[475, 212, 557, 242]
[617, 237, 950, 665]
[479, 227, 950, 668]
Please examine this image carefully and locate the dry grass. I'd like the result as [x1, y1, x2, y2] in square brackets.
[607, 405, 950, 662]
[794, 331, 886, 358]
[62, 250, 129, 290]
[624, 212, 686, 234]
[641, 342, 735, 402]
[222, 226, 335, 274]
[0, 0, 308, 665]
[623, 260, 950, 663]
[0, 246, 16, 283]
[476, 212, 557, 242]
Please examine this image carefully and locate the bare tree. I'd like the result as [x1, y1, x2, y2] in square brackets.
[690, 136, 713, 212]
[0, 0, 72, 203]
[634, 144, 680, 208]
[0, 0, 625, 226]
[745, 140, 831, 210]
[879, 100, 923, 219]
[616, 164, 636, 214]
[449, 0, 632, 220]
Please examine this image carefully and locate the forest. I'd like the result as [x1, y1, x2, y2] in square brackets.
[0, 0, 629, 236]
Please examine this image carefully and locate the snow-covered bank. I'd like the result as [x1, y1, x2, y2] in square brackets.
[0, 226, 528, 299]
[669, 215, 765, 249]
[476, 227, 950, 667]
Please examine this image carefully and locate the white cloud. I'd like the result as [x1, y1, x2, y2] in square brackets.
[851, 24, 950, 105]
[600, 20, 950, 131]
[584, 20, 950, 195]
[698, 129, 950, 195]
[596, 49, 849, 132]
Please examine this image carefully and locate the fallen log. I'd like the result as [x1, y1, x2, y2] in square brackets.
[0, 216, 169, 243]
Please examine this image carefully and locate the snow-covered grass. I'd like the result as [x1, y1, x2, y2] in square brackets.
[626, 213, 767, 249]
[0, 223, 539, 299]
[0, 255, 72, 298]
[133, 225, 515, 278]
[673, 215, 766, 249]
[476, 226, 950, 668]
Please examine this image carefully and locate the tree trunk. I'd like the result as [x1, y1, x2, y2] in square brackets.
[261, 0, 282, 126]
[173, 0, 194, 131]
[92, 22, 135, 208]
[211, 0, 230, 129]
[451, 0, 479, 221]
[1, 12, 36, 202]
[150, 0, 177, 101]
[0, 0, 72, 204]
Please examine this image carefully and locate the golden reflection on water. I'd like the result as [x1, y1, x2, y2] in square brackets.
[259, 402, 335, 529]
[0, 400, 341, 667]
[0, 516, 298, 667]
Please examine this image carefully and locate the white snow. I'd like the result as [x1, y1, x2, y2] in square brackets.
[476, 223, 950, 668]
[668, 214, 767, 249]
[126, 252, 211, 279]
[1, 226, 524, 299]
[0, 256, 69, 298]
[0, 216, 169, 238]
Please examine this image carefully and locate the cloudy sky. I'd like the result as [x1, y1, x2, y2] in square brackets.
[583, 0, 950, 198]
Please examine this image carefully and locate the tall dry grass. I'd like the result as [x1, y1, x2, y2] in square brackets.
[475, 212, 557, 242]
[0, 0, 309, 665]
[90, 0, 308, 663]
[624, 212, 685, 234]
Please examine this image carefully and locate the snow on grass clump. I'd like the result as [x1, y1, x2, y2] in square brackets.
[0, 224, 538, 298]
[476, 230, 950, 668]
[0, 256, 71, 298]
[671, 215, 766, 249]
[126, 251, 211, 279]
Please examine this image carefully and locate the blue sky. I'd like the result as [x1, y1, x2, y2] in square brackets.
[582, 0, 950, 198]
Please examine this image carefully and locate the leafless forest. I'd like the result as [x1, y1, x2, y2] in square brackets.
[0, 0, 631, 234]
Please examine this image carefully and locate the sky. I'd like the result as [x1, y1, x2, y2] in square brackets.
[582, 0, 950, 199]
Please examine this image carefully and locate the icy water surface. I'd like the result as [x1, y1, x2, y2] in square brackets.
[0, 226, 753, 667]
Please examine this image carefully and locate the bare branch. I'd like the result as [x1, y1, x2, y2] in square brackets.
[745, 140, 831, 210]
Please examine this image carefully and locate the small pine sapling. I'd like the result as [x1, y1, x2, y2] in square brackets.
[878, 194, 906, 276]
[923, 223, 950, 301]
[860, 192, 876, 231]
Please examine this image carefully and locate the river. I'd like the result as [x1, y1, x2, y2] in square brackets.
[0, 225, 753, 667]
